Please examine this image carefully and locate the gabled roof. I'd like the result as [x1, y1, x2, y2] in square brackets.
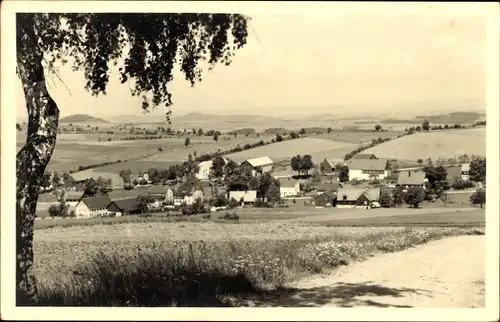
[64, 191, 84, 200]
[148, 185, 172, 194]
[397, 171, 426, 186]
[352, 154, 377, 160]
[337, 187, 380, 201]
[348, 158, 389, 171]
[108, 198, 140, 212]
[80, 195, 112, 210]
[322, 158, 340, 168]
[279, 179, 299, 188]
[244, 156, 274, 167]
[317, 182, 342, 191]
[315, 189, 337, 200]
[461, 163, 470, 172]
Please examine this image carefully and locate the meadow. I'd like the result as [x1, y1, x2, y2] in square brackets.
[362, 128, 486, 160]
[225, 137, 358, 163]
[33, 220, 484, 306]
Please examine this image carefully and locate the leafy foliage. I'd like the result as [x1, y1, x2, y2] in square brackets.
[20, 13, 249, 121]
[468, 157, 486, 183]
[470, 189, 486, 208]
[404, 186, 425, 208]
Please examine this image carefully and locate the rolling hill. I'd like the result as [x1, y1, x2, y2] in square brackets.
[59, 114, 109, 123]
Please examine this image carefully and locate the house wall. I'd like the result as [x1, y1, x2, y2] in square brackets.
[196, 161, 213, 180]
[461, 171, 470, 181]
[192, 190, 204, 202]
[75, 202, 91, 218]
[349, 169, 389, 181]
[229, 191, 257, 203]
[165, 189, 174, 203]
[280, 184, 300, 198]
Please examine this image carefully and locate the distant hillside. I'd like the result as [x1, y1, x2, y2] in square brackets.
[60, 114, 109, 123]
[415, 112, 486, 124]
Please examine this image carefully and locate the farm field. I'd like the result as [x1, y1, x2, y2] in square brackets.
[362, 128, 486, 160]
[33, 218, 484, 306]
[17, 130, 274, 175]
[316, 130, 404, 144]
[225, 137, 358, 163]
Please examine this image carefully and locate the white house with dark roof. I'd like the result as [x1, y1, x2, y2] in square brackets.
[461, 163, 470, 181]
[240, 156, 274, 176]
[228, 190, 257, 205]
[279, 179, 300, 198]
[348, 158, 390, 181]
[75, 195, 112, 218]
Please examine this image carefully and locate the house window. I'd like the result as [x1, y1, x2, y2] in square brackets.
[361, 170, 384, 175]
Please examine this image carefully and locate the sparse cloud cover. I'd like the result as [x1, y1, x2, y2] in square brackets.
[16, 12, 486, 120]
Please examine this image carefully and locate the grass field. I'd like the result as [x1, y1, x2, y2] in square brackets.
[316, 130, 403, 144]
[33, 220, 484, 306]
[362, 128, 485, 160]
[225, 137, 358, 163]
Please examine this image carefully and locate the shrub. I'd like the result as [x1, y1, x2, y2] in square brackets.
[451, 180, 475, 190]
[379, 192, 392, 208]
[219, 211, 239, 221]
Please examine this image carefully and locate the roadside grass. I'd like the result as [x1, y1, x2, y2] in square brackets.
[33, 226, 484, 306]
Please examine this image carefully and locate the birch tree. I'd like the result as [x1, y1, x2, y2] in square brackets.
[16, 12, 248, 304]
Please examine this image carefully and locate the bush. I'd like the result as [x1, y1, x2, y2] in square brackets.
[254, 199, 273, 208]
[379, 192, 392, 208]
[451, 180, 475, 190]
[219, 211, 239, 221]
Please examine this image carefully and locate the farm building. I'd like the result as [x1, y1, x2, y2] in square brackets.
[320, 158, 343, 173]
[147, 185, 174, 205]
[461, 163, 470, 181]
[313, 190, 337, 208]
[279, 179, 300, 198]
[69, 172, 93, 184]
[352, 153, 378, 160]
[195, 158, 228, 181]
[240, 156, 274, 176]
[61, 191, 84, 216]
[396, 170, 427, 190]
[336, 187, 381, 209]
[107, 198, 142, 216]
[229, 190, 257, 205]
[348, 158, 391, 181]
[173, 188, 204, 206]
[317, 182, 342, 194]
[75, 195, 112, 218]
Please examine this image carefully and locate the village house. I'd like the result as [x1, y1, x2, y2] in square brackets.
[396, 170, 427, 191]
[279, 179, 300, 198]
[61, 191, 84, 216]
[173, 183, 204, 206]
[74, 195, 112, 218]
[195, 158, 229, 180]
[461, 163, 470, 181]
[351, 153, 378, 160]
[107, 197, 142, 216]
[317, 182, 342, 194]
[228, 190, 257, 206]
[336, 187, 381, 209]
[348, 158, 391, 181]
[313, 190, 337, 208]
[239, 156, 274, 176]
[320, 158, 343, 174]
[147, 185, 174, 206]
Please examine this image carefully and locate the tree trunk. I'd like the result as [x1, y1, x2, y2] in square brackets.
[16, 30, 60, 304]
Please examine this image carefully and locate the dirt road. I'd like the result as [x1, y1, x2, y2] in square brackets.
[253, 235, 485, 308]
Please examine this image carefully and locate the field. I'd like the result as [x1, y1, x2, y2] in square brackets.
[33, 218, 484, 306]
[362, 128, 486, 160]
[315, 130, 404, 144]
[225, 137, 358, 164]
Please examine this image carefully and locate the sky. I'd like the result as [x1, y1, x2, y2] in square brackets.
[15, 12, 487, 120]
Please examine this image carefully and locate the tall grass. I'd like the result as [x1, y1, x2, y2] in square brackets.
[34, 227, 484, 307]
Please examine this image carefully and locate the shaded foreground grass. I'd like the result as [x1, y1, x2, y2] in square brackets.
[32, 227, 484, 307]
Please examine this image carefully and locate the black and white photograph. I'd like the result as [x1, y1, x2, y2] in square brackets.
[1, 1, 498, 320]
